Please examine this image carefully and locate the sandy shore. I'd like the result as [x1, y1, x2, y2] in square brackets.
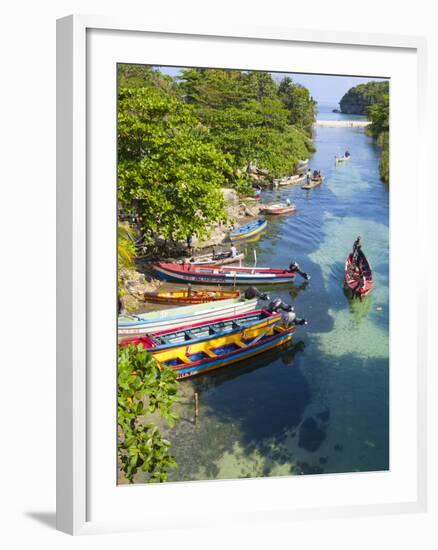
[314, 120, 371, 128]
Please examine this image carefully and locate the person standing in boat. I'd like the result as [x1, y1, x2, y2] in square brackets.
[306, 168, 312, 184]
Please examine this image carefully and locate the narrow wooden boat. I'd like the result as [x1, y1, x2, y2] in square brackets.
[152, 322, 296, 379]
[229, 219, 267, 241]
[143, 288, 240, 305]
[181, 251, 244, 266]
[335, 155, 351, 163]
[153, 262, 302, 285]
[301, 176, 325, 190]
[344, 243, 373, 299]
[120, 309, 282, 351]
[118, 297, 257, 336]
[261, 203, 296, 215]
[274, 174, 305, 186]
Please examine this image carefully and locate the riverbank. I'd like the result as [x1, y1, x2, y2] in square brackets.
[120, 187, 276, 311]
[314, 120, 371, 128]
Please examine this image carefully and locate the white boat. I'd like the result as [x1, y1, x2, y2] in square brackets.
[335, 154, 351, 163]
[274, 174, 305, 187]
[181, 251, 244, 266]
[118, 297, 258, 335]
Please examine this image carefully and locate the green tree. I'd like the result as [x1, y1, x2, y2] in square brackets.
[368, 93, 389, 182]
[118, 344, 180, 483]
[278, 77, 317, 135]
[339, 81, 389, 115]
[118, 222, 136, 295]
[118, 86, 230, 244]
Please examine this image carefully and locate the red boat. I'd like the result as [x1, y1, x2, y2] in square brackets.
[344, 240, 373, 299]
[154, 262, 306, 285]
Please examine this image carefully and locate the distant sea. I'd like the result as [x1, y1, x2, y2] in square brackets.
[316, 101, 368, 121]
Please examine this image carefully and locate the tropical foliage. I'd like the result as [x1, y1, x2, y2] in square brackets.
[339, 81, 389, 115]
[368, 92, 389, 183]
[118, 222, 136, 295]
[118, 344, 180, 483]
[117, 65, 316, 245]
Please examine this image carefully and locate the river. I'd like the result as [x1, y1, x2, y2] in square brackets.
[159, 117, 390, 482]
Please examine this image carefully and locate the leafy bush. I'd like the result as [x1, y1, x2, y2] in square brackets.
[118, 344, 179, 483]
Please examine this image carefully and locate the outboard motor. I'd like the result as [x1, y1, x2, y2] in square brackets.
[268, 297, 294, 313]
[244, 286, 270, 301]
[289, 261, 311, 281]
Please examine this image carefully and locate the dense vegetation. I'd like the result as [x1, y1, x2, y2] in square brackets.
[118, 65, 316, 246]
[339, 81, 389, 115]
[118, 344, 180, 483]
[368, 93, 389, 182]
[339, 80, 389, 183]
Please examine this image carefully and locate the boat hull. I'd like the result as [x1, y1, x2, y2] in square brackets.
[301, 176, 325, 189]
[143, 289, 240, 305]
[182, 253, 244, 266]
[118, 298, 257, 335]
[229, 219, 267, 241]
[153, 325, 295, 379]
[262, 204, 296, 215]
[120, 309, 282, 351]
[344, 251, 373, 298]
[153, 263, 297, 285]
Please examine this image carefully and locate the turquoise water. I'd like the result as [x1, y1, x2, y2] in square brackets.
[160, 124, 389, 482]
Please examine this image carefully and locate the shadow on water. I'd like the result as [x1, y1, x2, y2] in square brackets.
[160, 124, 390, 483]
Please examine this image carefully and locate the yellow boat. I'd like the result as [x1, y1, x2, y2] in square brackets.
[143, 289, 240, 305]
[152, 321, 295, 379]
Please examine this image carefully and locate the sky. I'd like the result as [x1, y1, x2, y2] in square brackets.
[157, 66, 388, 106]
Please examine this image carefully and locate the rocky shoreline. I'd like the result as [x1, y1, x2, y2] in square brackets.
[120, 186, 296, 312]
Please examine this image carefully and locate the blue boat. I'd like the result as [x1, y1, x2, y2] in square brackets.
[229, 219, 267, 241]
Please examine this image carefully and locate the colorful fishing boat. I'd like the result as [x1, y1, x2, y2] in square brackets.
[181, 250, 244, 266]
[301, 176, 325, 189]
[344, 239, 373, 299]
[228, 219, 267, 241]
[152, 321, 296, 379]
[120, 309, 282, 351]
[153, 262, 308, 285]
[143, 288, 240, 305]
[261, 203, 296, 215]
[118, 297, 257, 336]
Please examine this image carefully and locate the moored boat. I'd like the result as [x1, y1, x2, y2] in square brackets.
[120, 308, 282, 351]
[152, 322, 297, 379]
[301, 176, 325, 189]
[118, 297, 257, 335]
[181, 250, 244, 266]
[335, 155, 351, 163]
[143, 288, 240, 305]
[229, 219, 267, 241]
[344, 237, 373, 299]
[261, 203, 296, 215]
[153, 262, 309, 285]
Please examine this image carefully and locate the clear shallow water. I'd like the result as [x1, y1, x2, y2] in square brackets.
[158, 125, 389, 482]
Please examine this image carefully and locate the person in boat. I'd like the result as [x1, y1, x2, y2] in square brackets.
[244, 286, 269, 301]
[286, 198, 291, 206]
[313, 169, 319, 179]
[289, 261, 311, 281]
[230, 244, 238, 258]
[306, 168, 312, 183]
[345, 150, 350, 157]
[352, 236, 361, 264]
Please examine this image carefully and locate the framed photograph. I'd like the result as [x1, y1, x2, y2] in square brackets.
[57, 15, 427, 535]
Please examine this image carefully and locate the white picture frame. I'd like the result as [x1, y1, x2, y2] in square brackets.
[56, 14, 428, 535]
